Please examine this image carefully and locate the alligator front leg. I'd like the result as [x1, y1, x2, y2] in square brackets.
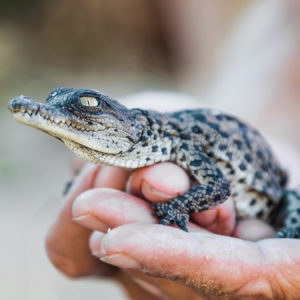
[152, 147, 231, 231]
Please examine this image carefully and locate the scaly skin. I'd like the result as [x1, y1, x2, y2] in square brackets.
[8, 87, 300, 236]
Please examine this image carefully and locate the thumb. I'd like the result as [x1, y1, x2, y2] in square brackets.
[91, 223, 300, 298]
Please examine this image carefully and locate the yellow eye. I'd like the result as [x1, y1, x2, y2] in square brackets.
[80, 96, 99, 107]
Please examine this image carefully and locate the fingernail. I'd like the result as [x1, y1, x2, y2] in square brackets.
[100, 254, 140, 269]
[89, 231, 105, 255]
[142, 181, 176, 201]
[72, 215, 108, 232]
[201, 209, 218, 216]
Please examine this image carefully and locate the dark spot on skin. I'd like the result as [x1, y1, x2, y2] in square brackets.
[180, 156, 186, 162]
[153, 134, 158, 140]
[244, 154, 252, 163]
[226, 152, 233, 161]
[194, 113, 207, 122]
[191, 125, 203, 134]
[216, 115, 224, 121]
[126, 136, 135, 143]
[233, 139, 243, 150]
[291, 217, 298, 224]
[222, 182, 230, 191]
[146, 157, 151, 161]
[171, 148, 177, 154]
[136, 151, 140, 155]
[250, 198, 257, 206]
[205, 134, 210, 140]
[200, 153, 211, 163]
[224, 115, 236, 122]
[267, 199, 273, 207]
[219, 131, 230, 138]
[254, 171, 263, 179]
[229, 170, 235, 175]
[140, 136, 148, 142]
[238, 123, 252, 150]
[169, 122, 178, 130]
[225, 162, 232, 170]
[256, 150, 264, 159]
[147, 130, 153, 136]
[152, 145, 158, 152]
[171, 202, 179, 209]
[190, 160, 202, 167]
[238, 178, 246, 183]
[162, 131, 171, 138]
[146, 115, 155, 127]
[88, 121, 93, 126]
[207, 152, 214, 158]
[142, 142, 148, 147]
[128, 146, 135, 153]
[214, 194, 221, 201]
[161, 147, 167, 155]
[239, 163, 247, 171]
[155, 119, 162, 126]
[207, 122, 220, 132]
[256, 210, 264, 218]
[218, 144, 228, 151]
[231, 192, 238, 197]
[206, 185, 213, 194]
[180, 133, 190, 140]
[297, 208, 300, 215]
[215, 168, 222, 177]
[180, 143, 189, 151]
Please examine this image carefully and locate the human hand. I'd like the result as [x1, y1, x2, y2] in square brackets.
[46, 160, 300, 300]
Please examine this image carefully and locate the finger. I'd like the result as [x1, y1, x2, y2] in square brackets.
[191, 197, 236, 236]
[234, 219, 276, 241]
[73, 186, 206, 233]
[94, 166, 131, 190]
[72, 188, 155, 232]
[89, 231, 202, 300]
[70, 165, 131, 232]
[127, 162, 235, 235]
[127, 162, 190, 202]
[93, 223, 300, 298]
[46, 164, 115, 277]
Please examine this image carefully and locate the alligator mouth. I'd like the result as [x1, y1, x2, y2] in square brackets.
[8, 95, 126, 155]
[8, 95, 92, 131]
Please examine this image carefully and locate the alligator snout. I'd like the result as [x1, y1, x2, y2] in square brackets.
[7, 95, 42, 115]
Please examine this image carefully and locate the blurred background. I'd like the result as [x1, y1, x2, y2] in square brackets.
[1, 0, 300, 299]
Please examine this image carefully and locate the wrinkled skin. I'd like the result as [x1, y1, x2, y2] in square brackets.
[46, 159, 300, 300]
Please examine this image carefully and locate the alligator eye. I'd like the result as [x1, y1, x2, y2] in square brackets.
[80, 96, 99, 107]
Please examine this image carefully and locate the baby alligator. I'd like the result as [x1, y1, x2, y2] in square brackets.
[8, 87, 300, 238]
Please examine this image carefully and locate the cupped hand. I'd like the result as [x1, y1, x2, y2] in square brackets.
[46, 161, 300, 299]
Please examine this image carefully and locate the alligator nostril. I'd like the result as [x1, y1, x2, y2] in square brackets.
[8, 99, 19, 112]
[8, 95, 33, 113]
